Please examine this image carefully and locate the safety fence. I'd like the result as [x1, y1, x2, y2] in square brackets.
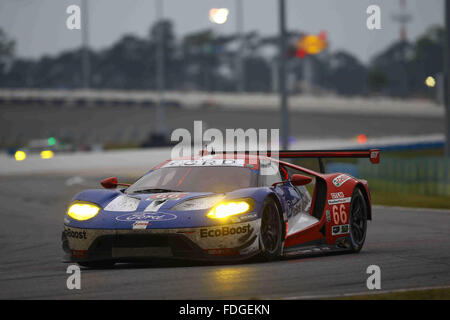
[357, 157, 450, 196]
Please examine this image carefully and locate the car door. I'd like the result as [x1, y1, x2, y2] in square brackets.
[259, 163, 303, 220]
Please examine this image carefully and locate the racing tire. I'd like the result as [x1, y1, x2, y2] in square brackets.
[348, 188, 368, 253]
[259, 198, 283, 261]
[78, 261, 115, 268]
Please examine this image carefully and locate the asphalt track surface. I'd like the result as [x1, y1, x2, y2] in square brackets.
[0, 175, 449, 299]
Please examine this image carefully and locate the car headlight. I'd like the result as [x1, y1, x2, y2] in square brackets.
[207, 198, 254, 219]
[67, 202, 100, 221]
[171, 195, 224, 211]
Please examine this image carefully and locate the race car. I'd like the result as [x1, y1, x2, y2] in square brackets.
[62, 149, 380, 267]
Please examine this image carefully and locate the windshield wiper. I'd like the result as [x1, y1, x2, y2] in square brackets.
[130, 188, 182, 194]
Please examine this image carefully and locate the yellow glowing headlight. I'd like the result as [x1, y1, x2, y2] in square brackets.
[207, 199, 253, 219]
[67, 202, 100, 221]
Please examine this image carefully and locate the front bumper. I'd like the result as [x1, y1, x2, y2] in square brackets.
[62, 220, 261, 262]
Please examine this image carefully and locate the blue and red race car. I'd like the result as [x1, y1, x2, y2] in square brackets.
[62, 149, 380, 267]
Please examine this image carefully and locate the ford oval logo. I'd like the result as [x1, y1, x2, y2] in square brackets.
[116, 212, 177, 222]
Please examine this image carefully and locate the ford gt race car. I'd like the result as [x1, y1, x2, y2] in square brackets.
[62, 149, 380, 267]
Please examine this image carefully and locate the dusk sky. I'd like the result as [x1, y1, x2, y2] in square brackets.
[0, 0, 444, 63]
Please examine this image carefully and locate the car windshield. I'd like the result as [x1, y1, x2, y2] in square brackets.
[126, 166, 257, 194]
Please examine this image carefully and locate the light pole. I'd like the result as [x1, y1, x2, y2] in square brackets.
[279, 0, 289, 150]
[81, 0, 90, 89]
[155, 0, 166, 136]
[444, 0, 450, 157]
[236, 0, 245, 92]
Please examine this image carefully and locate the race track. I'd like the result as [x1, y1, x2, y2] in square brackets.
[0, 103, 444, 147]
[0, 175, 449, 299]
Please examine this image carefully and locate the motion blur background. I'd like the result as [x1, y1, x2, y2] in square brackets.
[0, 0, 449, 207]
[0, 0, 450, 301]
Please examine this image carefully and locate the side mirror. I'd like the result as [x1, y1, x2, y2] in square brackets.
[101, 177, 118, 189]
[290, 174, 312, 186]
[101, 177, 131, 189]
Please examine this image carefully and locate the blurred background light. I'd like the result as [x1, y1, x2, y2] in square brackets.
[47, 137, 56, 146]
[357, 134, 368, 144]
[298, 34, 327, 55]
[14, 150, 27, 161]
[209, 8, 229, 24]
[425, 76, 436, 87]
[40, 150, 54, 159]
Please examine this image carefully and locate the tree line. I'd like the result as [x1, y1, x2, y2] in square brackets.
[0, 20, 444, 98]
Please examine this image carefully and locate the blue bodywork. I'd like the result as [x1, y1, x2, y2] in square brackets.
[65, 186, 294, 229]
[62, 162, 312, 263]
[64, 160, 307, 234]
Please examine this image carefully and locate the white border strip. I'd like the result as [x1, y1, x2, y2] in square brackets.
[373, 205, 450, 213]
[279, 284, 450, 300]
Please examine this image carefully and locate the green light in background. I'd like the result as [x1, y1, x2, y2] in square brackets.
[48, 137, 56, 146]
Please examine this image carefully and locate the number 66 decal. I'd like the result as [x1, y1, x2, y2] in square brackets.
[332, 204, 347, 224]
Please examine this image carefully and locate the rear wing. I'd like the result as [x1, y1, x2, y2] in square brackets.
[208, 149, 380, 173]
[212, 149, 380, 163]
[274, 149, 380, 173]
[275, 149, 380, 164]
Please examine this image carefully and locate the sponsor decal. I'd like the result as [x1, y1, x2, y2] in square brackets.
[326, 210, 331, 222]
[116, 212, 177, 222]
[65, 228, 87, 239]
[230, 213, 258, 223]
[332, 224, 350, 236]
[146, 193, 188, 200]
[132, 220, 150, 229]
[330, 192, 344, 199]
[163, 159, 245, 168]
[332, 174, 351, 187]
[200, 224, 253, 238]
[370, 150, 380, 162]
[328, 197, 351, 205]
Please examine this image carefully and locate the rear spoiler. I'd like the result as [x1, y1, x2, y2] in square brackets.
[208, 149, 380, 173]
[274, 149, 380, 173]
[275, 149, 380, 164]
[211, 149, 380, 163]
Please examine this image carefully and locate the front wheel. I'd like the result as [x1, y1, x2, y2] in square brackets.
[348, 188, 368, 252]
[259, 198, 283, 260]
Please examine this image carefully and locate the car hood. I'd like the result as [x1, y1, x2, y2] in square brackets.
[67, 187, 268, 229]
[69, 190, 220, 229]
